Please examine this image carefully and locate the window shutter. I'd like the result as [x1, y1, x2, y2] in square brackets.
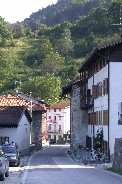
[95, 111, 98, 125]
[98, 85, 102, 96]
[105, 78, 108, 94]
[92, 85, 97, 98]
[103, 110, 108, 125]
[103, 78, 108, 95]
[93, 112, 96, 125]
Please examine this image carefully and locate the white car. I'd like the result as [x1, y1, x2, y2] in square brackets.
[0, 149, 9, 181]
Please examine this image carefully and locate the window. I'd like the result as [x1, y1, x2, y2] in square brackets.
[54, 109, 56, 112]
[0, 137, 9, 144]
[59, 125, 61, 131]
[54, 116, 56, 121]
[48, 124, 51, 130]
[48, 116, 51, 119]
[59, 116, 61, 121]
[92, 84, 102, 99]
[54, 125, 56, 132]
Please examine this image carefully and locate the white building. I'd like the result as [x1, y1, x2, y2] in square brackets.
[0, 106, 31, 155]
[46, 102, 70, 142]
[78, 38, 122, 160]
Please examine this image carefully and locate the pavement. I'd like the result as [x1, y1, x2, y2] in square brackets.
[66, 149, 113, 170]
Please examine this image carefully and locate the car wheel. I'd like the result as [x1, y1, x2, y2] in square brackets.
[5, 170, 9, 177]
[0, 172, 5, 181]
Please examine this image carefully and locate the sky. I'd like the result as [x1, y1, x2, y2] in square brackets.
[0, 0, 58, 23]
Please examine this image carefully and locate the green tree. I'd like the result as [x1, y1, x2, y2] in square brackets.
[37, 36, 54, 64]
[12, 23, 25, 39]
[22, 74, 61, 104]
[41, 52, 64, 75]
[0, 17, 13, 47]
[55, 28, 74, 56]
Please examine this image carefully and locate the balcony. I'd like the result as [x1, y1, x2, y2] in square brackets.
[47, 130, 62, 134]
[80, 96, 94, 110]
[47, 130, 53, 133]
[53, 121, 57, 124]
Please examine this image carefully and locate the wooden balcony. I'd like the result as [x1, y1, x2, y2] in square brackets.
[80, 96, 94, 110]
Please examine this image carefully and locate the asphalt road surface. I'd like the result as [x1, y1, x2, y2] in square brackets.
[21, 144, 122, 184]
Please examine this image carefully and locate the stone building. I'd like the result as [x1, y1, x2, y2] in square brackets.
[61, 80, 88, 152]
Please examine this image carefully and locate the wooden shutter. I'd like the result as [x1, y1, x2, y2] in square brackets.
[103, 110, 108, 125]
[105, 78, 108, 94]
[98, 85, 102, 96]
[103, 78, 108, 95]
[95, 111, 98, 125]
[91, 112, 98, 125]
[92, 85, 97, 99]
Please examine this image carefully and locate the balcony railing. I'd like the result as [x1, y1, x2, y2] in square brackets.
[47, 130, 62, 134]
[80, 96, 94, 110]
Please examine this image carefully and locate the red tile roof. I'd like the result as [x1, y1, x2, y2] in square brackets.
[0, 94, 46, 112]
[0, 106, 31, 127]
[48, 102, 70, 109]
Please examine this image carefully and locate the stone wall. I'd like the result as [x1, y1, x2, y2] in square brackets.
[31, 111, 42, 150]
[71, 83, 88, 151]
[112, 138, 122, 170]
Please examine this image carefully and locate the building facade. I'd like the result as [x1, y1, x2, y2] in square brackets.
[78, 39, 122, 160]
[46, 102, 70, 142]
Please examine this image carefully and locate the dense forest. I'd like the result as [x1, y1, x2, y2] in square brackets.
[0, 0, 121, 104]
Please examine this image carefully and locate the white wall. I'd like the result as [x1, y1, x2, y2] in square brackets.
[109, 62, 122, 155]
[0, 128, 17, 143]
[17, 114, 31, 154]
[64, 107, 70, 133]
[88, 65, 108, 147]
[46, 106, 70, 140]
[0, 114, 31, 155]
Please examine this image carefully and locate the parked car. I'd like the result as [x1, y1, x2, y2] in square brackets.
[49, 139, 56, 144]
[0, 148, 9, 181]
[0, 145, 20, 166]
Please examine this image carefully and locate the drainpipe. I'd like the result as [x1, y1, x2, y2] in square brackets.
[108, 59, 110, 162]
[69, 95, 72, 152]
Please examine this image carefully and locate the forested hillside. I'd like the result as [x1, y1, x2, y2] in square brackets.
[23, 0, 112, 30]
[0, 0, 121, 104]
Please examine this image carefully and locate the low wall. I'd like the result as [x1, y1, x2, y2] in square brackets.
[112, 138, 122, 170]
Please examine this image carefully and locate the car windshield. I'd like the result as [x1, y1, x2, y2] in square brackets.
[2, 147, 16, 154]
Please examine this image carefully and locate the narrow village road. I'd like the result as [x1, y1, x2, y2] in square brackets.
[20, 144, 122, 184]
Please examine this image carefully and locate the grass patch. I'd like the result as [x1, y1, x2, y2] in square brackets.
[107, 167, 122, 175]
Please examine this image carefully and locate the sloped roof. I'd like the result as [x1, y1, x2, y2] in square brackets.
[14, 91, 49, 106]
[0, 106, 31, 127]
[0, 94, 46, 112]
[48, 102, 70, 109]
[78, 38, 122, 72]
